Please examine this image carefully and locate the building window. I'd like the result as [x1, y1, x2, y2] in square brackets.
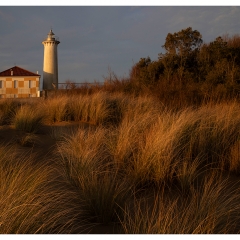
[14, 80, 18, 88]
[29, 80, 32, 88]
[0, 80, 2, 88]
[14, 94, 18, 98]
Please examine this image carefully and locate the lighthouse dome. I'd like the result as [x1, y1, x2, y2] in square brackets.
[47, 29, 55, 40]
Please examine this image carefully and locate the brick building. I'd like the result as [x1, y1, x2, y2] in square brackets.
[0, 66, 40, 98]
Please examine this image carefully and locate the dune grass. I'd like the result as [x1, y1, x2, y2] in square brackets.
[40, 96, 69, 123]
[0, 144, 84, 233]
[12, 105, 44, 133]
[121, 171, 240, 234]
[16, 132, 39, 147]
[1, 92, 240, 233]
[0, 99, 20, 125]
[54, 95, 240, 232]
[57, 126, 132, 224]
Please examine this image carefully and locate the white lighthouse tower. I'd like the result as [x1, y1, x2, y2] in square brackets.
[42, 29, 60, 90]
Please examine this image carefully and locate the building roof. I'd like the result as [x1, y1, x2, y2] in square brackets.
[0, 66, 40, 77]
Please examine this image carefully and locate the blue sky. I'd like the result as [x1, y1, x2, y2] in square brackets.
[0, 5, 240, 84]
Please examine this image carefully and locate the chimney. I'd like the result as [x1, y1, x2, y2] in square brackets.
[36, 71, 38, 74]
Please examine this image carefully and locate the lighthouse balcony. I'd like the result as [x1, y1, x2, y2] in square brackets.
[42, 36, 60, 42]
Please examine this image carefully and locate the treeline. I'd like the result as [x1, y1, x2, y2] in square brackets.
[131, 27, 240, 86]
[124, 27, 240, 106]
[63, 27, 240, 108]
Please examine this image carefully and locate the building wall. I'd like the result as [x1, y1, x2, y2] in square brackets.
[0, 76, 40, 98]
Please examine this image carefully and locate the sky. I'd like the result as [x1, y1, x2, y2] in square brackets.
[0, 4, 240, 87]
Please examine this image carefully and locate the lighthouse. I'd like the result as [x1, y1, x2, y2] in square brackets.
[42, 29, 60, 90]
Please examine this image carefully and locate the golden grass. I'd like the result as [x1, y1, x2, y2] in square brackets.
[16, 132, 39, 147]
[0, 144, 83, 233]
[57, 126, 108, 180]
[12, 105, 44, 133]
[0, 99, 20, 125]
[64, 91, 112, 124]
[57, 126, 132, 224]
[40, 96, 69, 123]
[1, 92, 240, 233]
[121, 171, 240, 234]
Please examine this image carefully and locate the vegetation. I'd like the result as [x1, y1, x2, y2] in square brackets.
[0, 145, 81, 233]
[128, 27, 240, 104]
[1, 92, 240, 233]
[12, 105, 44, 133]
[1, 27, 240, 233]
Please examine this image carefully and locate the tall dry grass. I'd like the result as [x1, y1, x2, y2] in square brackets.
[57, 126, 132, 224]
[40, 92, 124, 125]
[121, 171, 240, 234]
[56, 95, 240, 210]
[67, 92, 110, 124]
[0, 144, 83, 233]
[128, 101, 240, 187]
[12, 105, 44, 133]
[2, 92, 240, 233]
[40, 96, 69, 123]
[0, 99, 20, 125]
[106, 95, 161, 167]
[2, 93, 240, 181]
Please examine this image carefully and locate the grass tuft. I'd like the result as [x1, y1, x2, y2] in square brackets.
[121, 171, 240, 234]
[12, 105, 43, 133]
[0, 144, 82, 233]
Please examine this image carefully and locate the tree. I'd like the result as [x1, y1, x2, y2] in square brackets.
[160, 27, 203, 82]
[158, 53, 177, 81]
[162, 27, 203, 57]
[130, 57, 164, 87]
[130, 57, 151, 85]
